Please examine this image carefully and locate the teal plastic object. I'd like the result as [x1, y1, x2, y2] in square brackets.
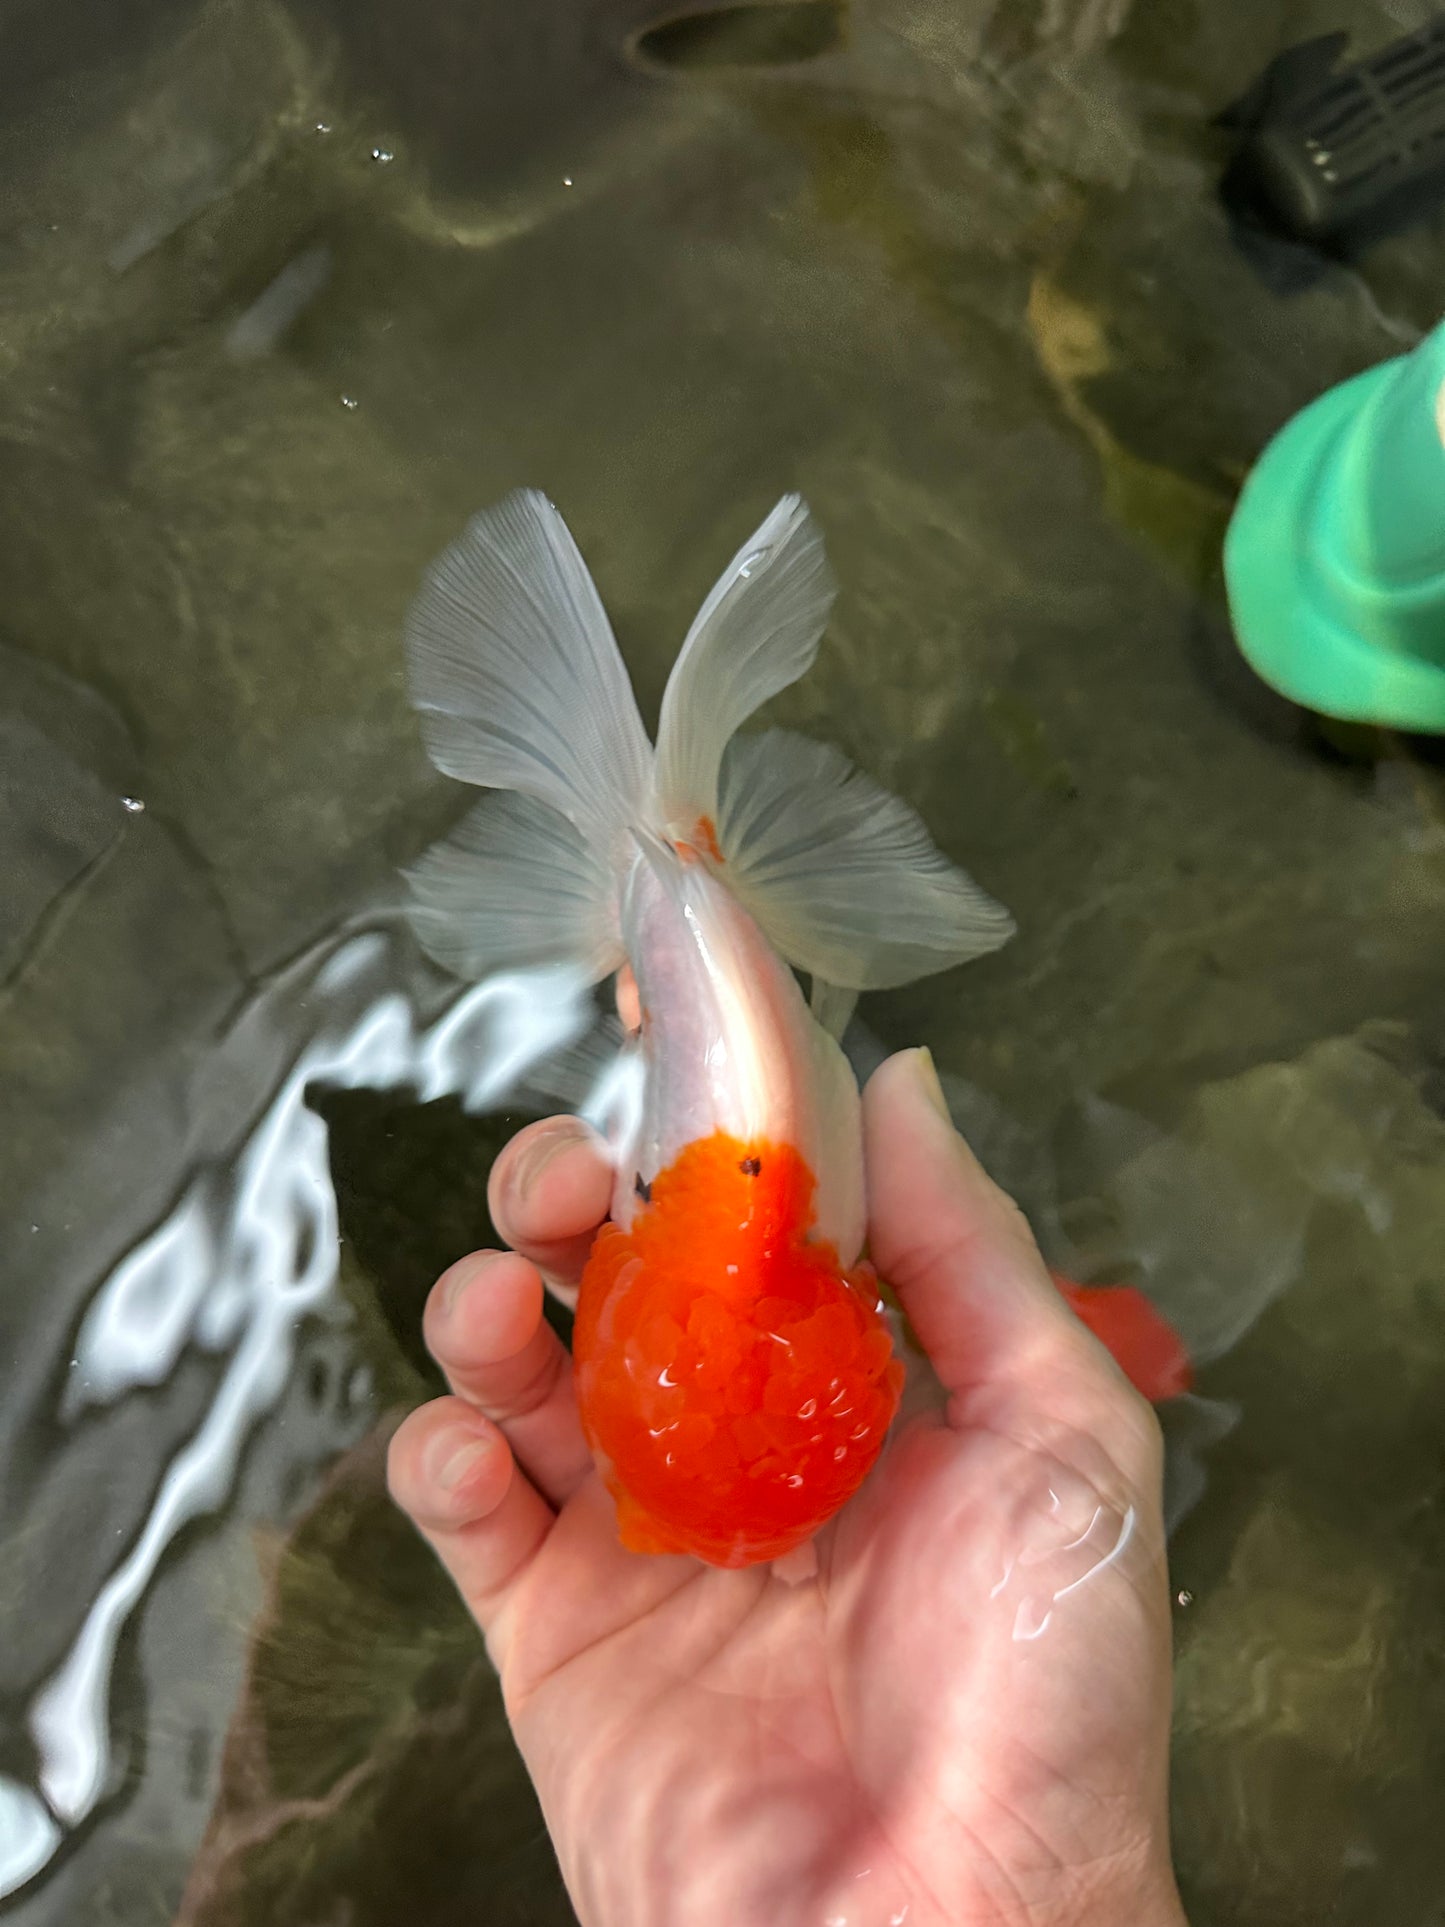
[1224, 318, 1445, 732]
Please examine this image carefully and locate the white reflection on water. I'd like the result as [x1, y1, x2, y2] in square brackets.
[0, 1783, 60, 1899]
[1, 925, 597, 1899]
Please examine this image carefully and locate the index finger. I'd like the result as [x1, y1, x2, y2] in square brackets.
[487, 1115, 614, 1302]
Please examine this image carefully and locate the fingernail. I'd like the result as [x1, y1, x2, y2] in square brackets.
[911, 1047, 952, 1123]
[511, 1123, 585, 1203]
[428, 1429, 491, 1491]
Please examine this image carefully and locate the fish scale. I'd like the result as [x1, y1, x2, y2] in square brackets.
[573, 1132, 903, 1566]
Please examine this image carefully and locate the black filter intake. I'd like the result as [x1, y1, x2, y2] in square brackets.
[1221, 19, 1445, 249]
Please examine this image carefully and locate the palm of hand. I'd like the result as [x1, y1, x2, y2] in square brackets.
[389, 1054, 1181, 1927]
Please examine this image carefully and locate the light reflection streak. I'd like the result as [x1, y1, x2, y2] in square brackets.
[1011, 1506, 1137, 1644]
[1, 925, 598, 1897]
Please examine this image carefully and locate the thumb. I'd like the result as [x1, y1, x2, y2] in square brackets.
[863, 1049, 1100, 1403]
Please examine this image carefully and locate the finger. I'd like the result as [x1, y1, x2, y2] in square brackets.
[424, 1249, 592, 1505]
[863, 1050, 1116, 1407]
[387, 1396, 554, 1663]
[487, 1116, 613, 1302]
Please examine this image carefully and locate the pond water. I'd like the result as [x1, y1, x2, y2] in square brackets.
[2, 2, 1444, 1923]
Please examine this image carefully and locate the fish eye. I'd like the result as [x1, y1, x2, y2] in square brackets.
[738, 1156, 762, 1176]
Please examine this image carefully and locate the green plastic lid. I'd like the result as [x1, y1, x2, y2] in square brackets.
[1224, 319, 1445, 733]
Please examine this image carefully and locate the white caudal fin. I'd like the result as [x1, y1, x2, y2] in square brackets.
[406, 490, 652, 848]
[653, 495, 835, 834]
[809, 977, 859, 1042]
[404, 491, 652, 983]
[716, 729, 1015, 991]
[652, 496, 1012, 993]
[405, 488, 1013, 995]
[404, 791, 625, 981]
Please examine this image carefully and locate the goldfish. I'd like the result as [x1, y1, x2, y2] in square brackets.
[402, 489, 1189, 1567]
[1049, 1273, 1193, 1403]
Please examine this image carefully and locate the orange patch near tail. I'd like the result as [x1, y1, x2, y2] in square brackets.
[678, 814, 725, 865]
[1050, 1271, 1193, 1402]
[574, 1133, 901, 1567]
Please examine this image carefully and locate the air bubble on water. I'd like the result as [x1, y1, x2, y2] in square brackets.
[340, 395, 358, 411]
[120, 796, 145, 814]
[562, 175, 574, 187]
[315, 122, 331, 135]
[1176, 1588, 1194, 1608]
[370, 146, 394, 164]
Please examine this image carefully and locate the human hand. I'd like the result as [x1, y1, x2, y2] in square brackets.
[388, 1050, 1188, 1927]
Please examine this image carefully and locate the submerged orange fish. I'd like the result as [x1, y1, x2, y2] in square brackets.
[1049, 1273, 1193, 1403]
[403, 490, 1188, 1566]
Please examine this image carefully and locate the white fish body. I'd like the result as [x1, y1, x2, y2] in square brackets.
[616, 838, 866, 1253]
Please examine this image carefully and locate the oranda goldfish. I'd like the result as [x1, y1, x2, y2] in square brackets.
[402, 490, 1189, 1568]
